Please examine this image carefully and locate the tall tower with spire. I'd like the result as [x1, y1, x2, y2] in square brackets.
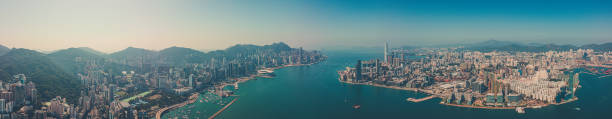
[384, 40, 389, 63]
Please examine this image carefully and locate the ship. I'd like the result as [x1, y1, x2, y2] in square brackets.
[516, 107, 525, 114]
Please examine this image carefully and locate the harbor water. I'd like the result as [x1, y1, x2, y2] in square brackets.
[165, 50, 612, 119]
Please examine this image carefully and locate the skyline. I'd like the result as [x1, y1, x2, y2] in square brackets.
[1, 0, 611, 53]
[0, 1, 611, 118]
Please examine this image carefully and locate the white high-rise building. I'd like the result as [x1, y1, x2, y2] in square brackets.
[384, 40, 389, 63]
[189, 74, 194, 87]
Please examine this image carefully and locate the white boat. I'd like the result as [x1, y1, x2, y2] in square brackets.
[516, 107, 525, 114]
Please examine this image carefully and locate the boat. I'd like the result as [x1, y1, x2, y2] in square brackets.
[353, 104, 361, 109]
[515, 107, 525, 114]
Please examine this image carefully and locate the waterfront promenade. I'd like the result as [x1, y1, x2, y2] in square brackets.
[338, 80, 572, 110]
[442, 103, 515, 109]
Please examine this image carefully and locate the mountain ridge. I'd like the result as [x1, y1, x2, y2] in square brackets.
[459, 40, 612, 52]
[0, 44, 9, 56]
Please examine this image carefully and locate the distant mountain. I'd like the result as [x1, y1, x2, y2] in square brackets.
[400, 45, 419, 49]
[224, 42, 291, 53]
[37, 50, 56, 54]
[464, 39, 523, 48]
[581, 42, 612, 52]
[208, 42, 294, 59]
[77, 47, 106, 56]
[0, 44, 9, 56]
[48, 47, 134, 77]
[110, 47, 157, 57]
[462, 40, 611, 52]
[0, 49, 81, 104]
[109, 47, 159, 65]
[159, 46, 208, 65]
[49, 47, 106, 59]
[108, 46, 212, 67]
[91, 43, 304, 69]
[264, 42, 293, 51]
[526, 42, 545, 46]
[47, 48, 108, 74]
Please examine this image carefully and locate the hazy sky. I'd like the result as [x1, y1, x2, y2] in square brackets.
[1, 0, 611, 53]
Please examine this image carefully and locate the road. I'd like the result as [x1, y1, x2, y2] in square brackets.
[155, 93, 199, 119]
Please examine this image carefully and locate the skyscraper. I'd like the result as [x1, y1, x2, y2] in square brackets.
[189, 74, 194, 87]
[384, 40, 389, 63]
[355, 60, 362, 81]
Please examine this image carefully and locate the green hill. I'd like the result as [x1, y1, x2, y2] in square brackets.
[109, 47, 159, 65]
[0, 44, 9, 56]
[47, 48, 108, 74]
[77, 47, 107, 56]
[0, 49, 81, 104]
[48, 47, 134, 76]
[159, 46, 208, 66]
[208, 42, 294, 59]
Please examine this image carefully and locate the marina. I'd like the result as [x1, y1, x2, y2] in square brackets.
[156, 93, 199, 119]
[209, 97, 239, 119]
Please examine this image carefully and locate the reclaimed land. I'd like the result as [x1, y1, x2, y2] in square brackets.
[338, 80, 579, 110]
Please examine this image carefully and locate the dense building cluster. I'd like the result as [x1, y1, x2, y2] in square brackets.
[9, 44, 325, 119]
[339, 42, 611, 107]
[0, 74, 38, 118]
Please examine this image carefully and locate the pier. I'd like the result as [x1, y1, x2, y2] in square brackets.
[209, 97, 239, 119]
[406, 95, 436, 103]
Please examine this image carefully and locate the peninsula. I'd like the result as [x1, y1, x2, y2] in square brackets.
[338, 41, 611, 112]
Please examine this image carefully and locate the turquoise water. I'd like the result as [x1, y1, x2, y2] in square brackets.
[166, 51, 612, 119]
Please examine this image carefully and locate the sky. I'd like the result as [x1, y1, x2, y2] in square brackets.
[0, 0, 611, 53]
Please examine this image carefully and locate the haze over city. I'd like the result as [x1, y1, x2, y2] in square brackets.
[1, 1, 612, 119]
[1, 0, 611, 53]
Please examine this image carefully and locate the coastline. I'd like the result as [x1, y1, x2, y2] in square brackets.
[441, 103, 514, 109]
[205, 62, 320, 119]
[339, 80, 423, 93]
[338, 79, 579, 111]
[219, 63, 319, 90]
[157, 63, 316, 119]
